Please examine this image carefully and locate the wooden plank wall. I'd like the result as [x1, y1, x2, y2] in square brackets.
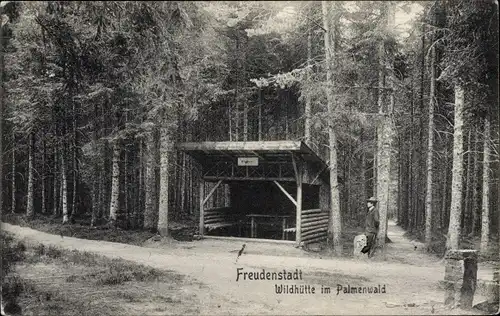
[301, 208, 329, 244]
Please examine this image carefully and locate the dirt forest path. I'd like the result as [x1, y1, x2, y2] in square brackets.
[1, 221, 491, 315]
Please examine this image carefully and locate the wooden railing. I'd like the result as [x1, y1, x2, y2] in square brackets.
[301, 209, 329, 244]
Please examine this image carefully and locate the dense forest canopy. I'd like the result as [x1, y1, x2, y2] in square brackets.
[1, 1, 498, 256]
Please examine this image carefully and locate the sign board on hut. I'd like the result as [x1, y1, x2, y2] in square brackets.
[238, 157, 258, 166]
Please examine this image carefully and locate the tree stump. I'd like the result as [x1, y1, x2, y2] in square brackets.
[443, 249, 478, 309]
[353, 234, 367, 258]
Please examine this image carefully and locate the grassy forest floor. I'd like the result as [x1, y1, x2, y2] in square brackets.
[1, 231, 203, 315]
[2, 216, 499, 315]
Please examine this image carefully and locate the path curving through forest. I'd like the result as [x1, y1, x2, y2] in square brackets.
[1, 221, 492, 315]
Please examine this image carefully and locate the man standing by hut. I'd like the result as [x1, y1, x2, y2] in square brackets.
[361, 197, 379, 258]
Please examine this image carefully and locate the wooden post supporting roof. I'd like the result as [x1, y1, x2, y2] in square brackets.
[199, 180, 205, 236]
[292, 154, 303, 246]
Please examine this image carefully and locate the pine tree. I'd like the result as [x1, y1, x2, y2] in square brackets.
[158, 127, 170, 236]
[480, 117, 490, 253]
[108, 140, 120, 224]
[322, 0, 342, 255]
[424, 45, 436, 245]
[447, 85, 464, 250]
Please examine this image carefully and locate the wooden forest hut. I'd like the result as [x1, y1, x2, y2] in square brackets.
[177, 141, 330, 246]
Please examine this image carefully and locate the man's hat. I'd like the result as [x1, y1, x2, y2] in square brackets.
[367, 196, 378, 203]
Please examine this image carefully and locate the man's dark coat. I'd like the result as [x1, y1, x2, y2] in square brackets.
[361, 205, 379, 255]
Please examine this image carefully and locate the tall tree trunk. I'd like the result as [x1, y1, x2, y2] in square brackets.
[99, 105, 106, 221]
[243, 99, 248, 141]
[374, 9, 385, 202]
[98, 151, 105, 221]
[154, 129, 161, 220]
[480, 117, 490, 253]
[397, 135, 402, 224]
[376, 120, 392, 246]
[130, 144, 137, 228]
[0, 17, 4, 220]
[109, 141, 120, 224]
[52, 146, 58, 216]
[59, 164, 63, 217]
[71, 102, 78, 220]
[417, 21, 426, 232]
[228, 101, 232, 141]
[11, 130, 15, 213]
[346, 154, 352, 221]
[180, 153, 186, 215]
[137, 139, 143, 227]
[42, 139, 46, 214]
[408, 78, 415, 231]
[440, 140, 449, 230]
[424, 46, 436, 245]
[124, 146, 129, 227]
[91, 159, 98, 227]
[61, 145, 69, 224]
[387, 73, 398, 220]
[447, 85, 465, 250]
[401, 136, 409, 228]
[143, 130, 156, 230]
[375, 2, 392, 247]
[361, 130, 368, 222]
[285, 89, 289, 139]
[158, 127, 170, 236]
[91, 103, 99, 227]
[0, 31, 2, 220]
[258, 88, 262, 141]
[243, 48, 248, 141]
[386, 3, 398, 227]
[235, 36, 240, 142]
[470, 127, 480, 236]
[463, 129, 473, 234]
[278, 89, 283, 139]
[304, 27, 312, 145]
[26, 131, 35, 218]
[322, 0, 342, 255]
[172, 151, 178, 218]
[496, 6, 500, 308]
[40, 139, 47, 214]
[373, 142, 377, 197]
[122, 103, 129, 225]
[173, 120, 181, 218]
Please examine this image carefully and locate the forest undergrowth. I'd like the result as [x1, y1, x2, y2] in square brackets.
[1, 230, 201, 315]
